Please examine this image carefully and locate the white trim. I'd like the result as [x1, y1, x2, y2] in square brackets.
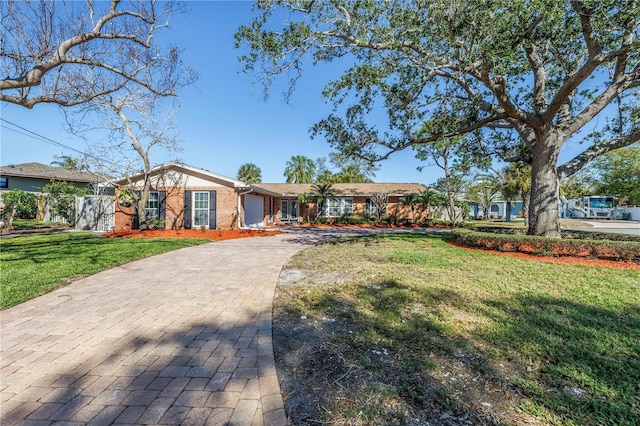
[112, 162, 249, 189]
[193, 191, 210, 228]
[322, 197, 353, 217]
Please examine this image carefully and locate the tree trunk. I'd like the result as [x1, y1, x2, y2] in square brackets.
[136, 174, 152, 230]
[505, 201, 512, 222]
[528, 140, 561, 237]
[447, 193, 457, 225]
[521, 189, 530, 227]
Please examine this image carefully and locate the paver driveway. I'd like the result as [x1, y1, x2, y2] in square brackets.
[1, 227, 423, 425]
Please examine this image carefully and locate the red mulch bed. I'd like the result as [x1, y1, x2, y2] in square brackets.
[104, 228, 282, 241]
[448, 240, 640, 270]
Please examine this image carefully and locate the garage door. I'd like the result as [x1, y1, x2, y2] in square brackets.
[244, 194, 264, 227]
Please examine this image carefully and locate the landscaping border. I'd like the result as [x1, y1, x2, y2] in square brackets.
[452, 228, 640, 262]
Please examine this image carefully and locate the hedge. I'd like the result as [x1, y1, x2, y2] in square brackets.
[472, 226, 640, 243]
[452, 228, 640, 263]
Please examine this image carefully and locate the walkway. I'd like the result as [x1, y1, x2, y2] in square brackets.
[1, 227, 421, 425]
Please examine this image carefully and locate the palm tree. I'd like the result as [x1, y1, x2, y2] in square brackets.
[501, 162, 532, 224]
[399, 193, 423, 223]
[51, 155, 82, 170]
[237, 163, 262, 184]
[284, 155, 316, 183]
[420, 188, 440, 217]
[296, 193, 313, 223]
[311, 183, 335, 222]
[467, 173, 501, 219]
[499, 165, 522, 222]
[333, 163, 374, 183]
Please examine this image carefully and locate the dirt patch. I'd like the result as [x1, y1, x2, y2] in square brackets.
[448, 240, 640, 270]
[273, 269, 538, 426]
[104, 228, 281, 241]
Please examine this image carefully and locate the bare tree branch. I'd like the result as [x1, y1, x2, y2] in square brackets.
[558, 132, 640, 180]
[1, 0, 195, 108]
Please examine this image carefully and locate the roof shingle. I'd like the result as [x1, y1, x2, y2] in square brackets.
[0, 162, 100, 183]
[253, 182, 426, 196]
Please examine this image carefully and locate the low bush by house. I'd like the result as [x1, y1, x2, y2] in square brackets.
[452, 228, 640, 262]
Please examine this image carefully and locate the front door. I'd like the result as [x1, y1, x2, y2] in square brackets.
[280, 199, 298, 222]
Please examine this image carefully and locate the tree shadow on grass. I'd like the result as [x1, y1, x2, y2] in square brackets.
[1, 314, 281, 426]
[279, 226, 445, 247]
[274, 273, 640, 425]
[274, 279, 512, 425]
[477, 295, 640, 425]
[0, 233, 198, 264]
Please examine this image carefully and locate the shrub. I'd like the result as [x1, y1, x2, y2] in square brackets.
[471, 225, 640, 242]
[452, 228, 640, 262]
[148, 219, 165, 230]
[336, 213, 370, 225]
[42, 180, 88, 225]
[1, 190, 38, 219]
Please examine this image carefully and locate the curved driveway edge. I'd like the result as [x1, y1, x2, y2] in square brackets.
[1, 227, 430, 425]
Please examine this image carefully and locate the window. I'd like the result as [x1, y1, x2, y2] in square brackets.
[0, 177, 7, 188]
[366, 198, 386, 217]
[323, 198, 353, 217]
[326, 198, 341, 217]
[193, 191, 210, 227]
[145, 191, 159, 220]
[342, 198, 353, 215]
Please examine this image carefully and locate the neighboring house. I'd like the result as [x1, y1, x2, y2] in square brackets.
[0, 162, 108, 222]
[468, 200, 525, 220]
[0, 162, 102, 195]
[112, 162, 429, 230]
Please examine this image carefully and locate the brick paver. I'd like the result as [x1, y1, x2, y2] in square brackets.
[1, 227, 422, 425]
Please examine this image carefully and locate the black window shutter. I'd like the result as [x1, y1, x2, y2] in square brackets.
[133, 190, 141, 229]
[184, 190, 192, 229]
[158, 191, 166, 225]
[209, 190, 217, 229]
[132, 209, 139, 229]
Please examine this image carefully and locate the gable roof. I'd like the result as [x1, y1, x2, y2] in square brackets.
[0, 162, 100, 183]
[111, 162, 251, 189]
[253, 182, 427, 197]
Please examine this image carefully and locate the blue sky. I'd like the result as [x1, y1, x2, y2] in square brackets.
[0, 1, 587, 184]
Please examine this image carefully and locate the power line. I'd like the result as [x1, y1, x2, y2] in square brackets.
[0, 118, 125, 170]
[1, 118, 89, 157]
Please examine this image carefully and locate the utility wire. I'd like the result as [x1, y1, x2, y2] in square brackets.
[0, 118, 125, 170]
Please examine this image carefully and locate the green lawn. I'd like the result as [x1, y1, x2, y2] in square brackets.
[278, 232, 640, 425]
[0, 232, 207, 309]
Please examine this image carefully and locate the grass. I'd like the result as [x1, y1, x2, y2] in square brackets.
[279, 232, 640, 425]
[9, 220, 66, 230]
[0, 232, 207, 309]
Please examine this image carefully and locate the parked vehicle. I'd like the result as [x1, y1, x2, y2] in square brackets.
[565, 196, 618, 219]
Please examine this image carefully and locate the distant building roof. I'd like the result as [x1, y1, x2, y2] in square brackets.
[0, 162, 101, 183]
[254, 182, 427, 197]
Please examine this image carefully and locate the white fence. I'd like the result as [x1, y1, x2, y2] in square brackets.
[614, 206, 640, 221]
[75, 196, 115, 231]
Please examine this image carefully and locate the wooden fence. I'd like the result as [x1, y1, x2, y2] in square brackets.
[75, 196, 115, 231]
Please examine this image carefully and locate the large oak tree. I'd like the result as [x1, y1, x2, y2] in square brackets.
[236, 0, 639, 236]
